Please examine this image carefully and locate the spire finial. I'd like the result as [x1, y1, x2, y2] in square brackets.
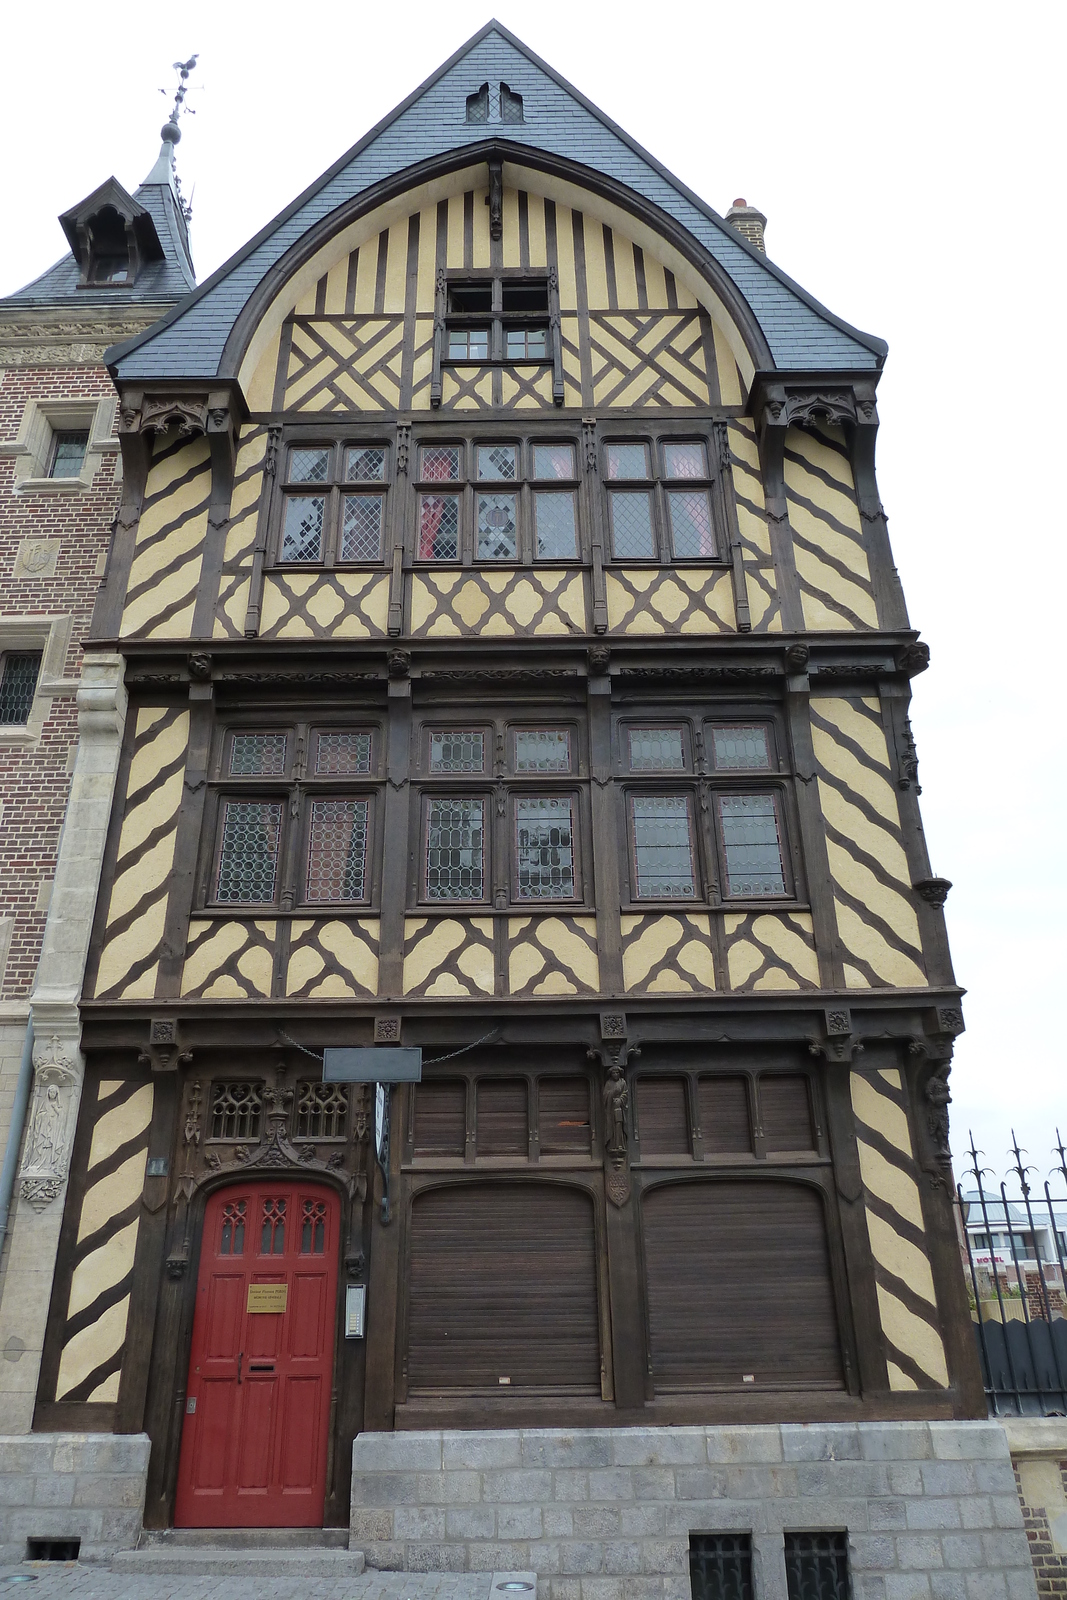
[160, 54, 198, 148]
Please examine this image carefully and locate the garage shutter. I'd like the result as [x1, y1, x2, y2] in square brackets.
[760, 1075, 815, 1152]
[413, 1080, 466, 1156]
[642, 1180, 843, 1390]
[407, 1181, 601, 1392]
[637, 1078, 689, 1155]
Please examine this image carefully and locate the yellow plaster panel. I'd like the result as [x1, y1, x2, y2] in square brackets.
[86, 1084, 153, 1171]
[874, 1284, 949, 1386]
[811, 696, 891, 768]
[56, 1294, 130, 1400]
[67, 1219, 140, 1317]
[855, 1137, 925, 1231]
[246, 326, 281, 412]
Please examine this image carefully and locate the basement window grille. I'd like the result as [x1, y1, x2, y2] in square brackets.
[783, 1533, 851, 1600]
[0, 652, 42, 725]
[210, 1081, 263, 1141]
[689, 1534, 753, 1600]
[26, 1539, 81, 1562]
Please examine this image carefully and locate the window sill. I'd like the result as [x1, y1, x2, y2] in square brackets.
[13, 476, 95, 496]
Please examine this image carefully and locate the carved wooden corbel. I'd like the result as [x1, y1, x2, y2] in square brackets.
[138, 1018, 192, 1074]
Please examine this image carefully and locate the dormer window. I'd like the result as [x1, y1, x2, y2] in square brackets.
[466, 83, 490, 123]
[84, 207, 131, 284]
[464, 81, 524, 124]
[434, 273, 563, 405]
[58, 176, 164, 292]
[500, 83, 524, 123]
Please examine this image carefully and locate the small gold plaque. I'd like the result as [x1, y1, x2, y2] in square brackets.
[246, 1283, 288, 1314]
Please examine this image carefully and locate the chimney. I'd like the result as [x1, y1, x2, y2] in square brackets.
[725, 197, 767, 254]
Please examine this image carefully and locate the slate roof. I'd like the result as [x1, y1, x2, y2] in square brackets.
[3, 158, 196, 310]
[107, 21, 886, 383]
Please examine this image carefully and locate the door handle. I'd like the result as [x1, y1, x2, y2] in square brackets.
[237, 1351, 243, 1384]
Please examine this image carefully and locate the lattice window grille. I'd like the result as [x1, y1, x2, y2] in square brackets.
[50, 431, 89, 478]
[426, 797, 484, 900]
[629, 728, 685, 772]
[0, 652, 42, 725]
[288, 447, 330, 483]
[420, 446, 461, 481]
[477, 494, 518, 559]
[282, 495, 325, 561]
[429, 731, 484, 773]
[229, 731, 288, 777]
[667, 488, 716, 558]
[516, 797, 575, 899]
[261, 1196, 286, 1254]
[315, 730, 372, 775]
[306, 798, 369, 902]
[533, 492, 577, 558]
[341, 494, 384, 560]
[345, 447, 386, 482]
[689, 1535, 753, 1600]
[295, 1081, 349, 1140]
[710, 725, 772, 771]
[216, 800, 283, 902]
[783, 1533, 850, 1600]
[301, 1197, 328, 1254]
[532, 444, 575, 480]
[210, 1081, 263, 1141]
[418, 494, 460, 560]
[664, 442, 707, 478]
[632, 795, 696, 899]
[477, 445, 517, 481]
[718, 794, 786, 896]
[514, 729, 570, 773]
[605, 443, 650, 480]
[220, 1199, 247, 1255]
[609, 491, 655, 558]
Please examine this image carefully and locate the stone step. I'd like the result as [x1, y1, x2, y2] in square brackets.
[109, 1546, 366, 1576]
[136, 1527, 349, 1550]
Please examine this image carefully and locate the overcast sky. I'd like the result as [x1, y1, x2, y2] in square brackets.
[4, 1, 1063, 1188]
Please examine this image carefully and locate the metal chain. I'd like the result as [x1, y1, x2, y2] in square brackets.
[274, 1025, 500, 1068]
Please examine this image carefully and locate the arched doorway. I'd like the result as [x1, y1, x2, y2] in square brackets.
[175, 1180, 341, 1527]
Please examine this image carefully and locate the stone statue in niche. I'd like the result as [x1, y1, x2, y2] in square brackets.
[19, 1034, 80, 1211]
[603, 1064, 629, 1159]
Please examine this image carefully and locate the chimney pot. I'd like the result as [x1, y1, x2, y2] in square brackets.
[725, 197, 768, 255]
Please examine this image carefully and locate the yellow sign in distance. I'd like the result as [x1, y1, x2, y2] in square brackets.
[246, 1283, 288, 1314]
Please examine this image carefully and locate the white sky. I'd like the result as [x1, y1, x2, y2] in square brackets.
[4, 0, 1064, 1189]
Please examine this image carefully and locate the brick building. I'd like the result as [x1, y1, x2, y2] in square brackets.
[0, 95, 195, 1411]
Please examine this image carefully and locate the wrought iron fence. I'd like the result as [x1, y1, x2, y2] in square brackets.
[955, 1132, 1067, 1415]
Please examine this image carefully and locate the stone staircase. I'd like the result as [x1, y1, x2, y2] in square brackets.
[108, 1527, 365, 1576]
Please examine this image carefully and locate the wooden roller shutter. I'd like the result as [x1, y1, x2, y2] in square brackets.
[539, 1077, 592, 1155]
[642, 1180, 843, 1389]
[407, 1181, 600, 1391]
[636, 1078, 689, 1155]
[476, 1080, 528, 1155]
[760, 1075, 815, 1151]
[413, 1081, 466, 1156]
[698, 1077, 752, 1154]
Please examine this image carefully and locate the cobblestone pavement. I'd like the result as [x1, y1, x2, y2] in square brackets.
[0, 1568, 505, 1600]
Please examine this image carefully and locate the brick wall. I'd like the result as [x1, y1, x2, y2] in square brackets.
[1016, 1459, 1067, 1598]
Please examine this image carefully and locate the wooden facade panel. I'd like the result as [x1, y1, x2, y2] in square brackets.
[636, 1078, 690, 1156]
[784, 424, 878, 631]
[850, 1068, 949, 1390]
[91, 707, 189, 1001]
[402, 917, 495, 997]
[285, 919, 379, 998]
[476, 1080, 528, 1156]
[409, 569, 587, 638]
[213, 425, 268, 640]
[505, 916, 599, 995]
[760, 1075, 816, 1152]
[697, 1078, 752, 1155]
[539, 1077, 592, 1156]
[722, 912, 820, 992]
[121, 436, 210, 639]
[258, 572, 391, 639]
[605, 568, 736, 634]
[809, 696, 928, 989]
[181, 920, 277, 999]
[406, 1182, 601, 1392]
[642, 1180, 844, 1390]
[413, 1081, 467, 1157]
[620, 913, 716, 993]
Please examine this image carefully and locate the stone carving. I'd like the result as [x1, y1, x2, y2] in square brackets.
[19, 1035, 80, 1210]
[374, 1016, 401, 1043]
[139, 1017, 192, 1073]
[898, 716, 921, 792]
[785, 643, 810, 672]
[135, 397, 209, 438]
[600, 1013, 626, 1040]
[824, 1007, 852, 1036]
[899, 642, 930, 676]
[935, 1004, 965, 1035]
[784, 389, 857, 429]
[924, 1064, 952, 1162]
[587, 645, 611, 675]
[913, 876, 952, 908]
[264, 425, 282, 479]
[14, 539, 60, 578]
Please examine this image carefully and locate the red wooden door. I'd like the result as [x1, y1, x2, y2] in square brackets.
[175, 1181, 340, 1527]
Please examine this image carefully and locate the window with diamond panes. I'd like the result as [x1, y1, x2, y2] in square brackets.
[289, 447, 330, 483]
[215, 799, 283, 902]
[282, 495, 325, 562]
[429, 730, 485, 773]
[210, 1081, 262, 1141]
[783, 1533, 850, 1600]
[663, 440, 716, 558]
[709, 724, 773, 771]
[306, 797, 369, 902]
[426, 797, 485, 900]
[341, 494, 384, 560]
[514, 729, 571, 773]
[631, 795, 696, 899]
[516, 797, 575, 899]
[717, 794, 786, 896]
[314, 729, 372, 775]
[604, 435, 721, 562]
[277, 442, 389, 567]
[0, 652, 42, 725]
[295, 1081, 349, 1140]
[606, 443, 655, 558]
[229, 731, 288, 777]
[628, 727, 685, 772]
[418, 445, 462, 560]
[345, 447, 386, 483]
[689, 1535, 753, 1600]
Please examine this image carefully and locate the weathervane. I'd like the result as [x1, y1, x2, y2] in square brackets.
[157, 54, 199, 223]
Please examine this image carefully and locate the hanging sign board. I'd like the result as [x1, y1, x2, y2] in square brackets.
[247, 1283, 288, 1314]
[323, 1047, 422, 1083]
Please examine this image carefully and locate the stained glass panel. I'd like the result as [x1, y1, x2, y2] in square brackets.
[717, 794, 786, 896]
[628, 728, 684, 772]
[514, 729, 571, 772]
[631, 795, 695, 899]
[429, 731, 484, 773]
[282, 495, 324, 562]
[418, 494, 459, 560]
[306, 797, 369, 901]
[477, 493, 518, 559]
[477, 445, 517, 480]
[0, 652, 41, 725]
[315, 730, 372, 775]
[216, 800, 283, 902]
[426, 797, 484, 900]
[709, 725, 772, 771]
[419, 446, 461, 481]
[516, 797, 575, 899]
[230, 731, 288, 777]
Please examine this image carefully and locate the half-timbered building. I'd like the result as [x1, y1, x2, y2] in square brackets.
[3, 22, 1023, 1588]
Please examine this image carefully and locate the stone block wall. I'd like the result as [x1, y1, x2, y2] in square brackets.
[351, 1422, 1037, 1600]
[1005, 1422, 1067, 1600]
[0, 1431, 150, 1563]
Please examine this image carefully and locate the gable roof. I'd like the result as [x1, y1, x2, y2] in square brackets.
[108, 21, 886, 381]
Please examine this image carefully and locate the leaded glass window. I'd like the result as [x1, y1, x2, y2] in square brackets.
[689, 1534, 753, 1600]
[229, 731, 288, 777]
[301, 1197, 327, 1253]
[418, 494, 459, 560]
[477, 493, 518, 559]
[609, 491, 655, 558]
[420, 446, 461, 481]
[429, 731, 484, 773]
[628, 728, 685, 772]
[345, 446, 386, 482]
[477, 445, 517, 481]
[717, 794, 786, 896]
[710, 725, 772, 771]
[216, 799, 283, 902]
[0, 652, 41, 725]
[631, 795, 695, 899]
[315, 730, 372, 775]
[341, 494, 384, 560]
[49, 431, 89, 478]
[288, 447, 330, 483]
[306, 798, 369, 902]
[534, 492, 577, 558]
[516, 797, 575, 899]
[210, 1081, 262, 1141]
[783, 1533, 850, 1600]
[533, 443, 575, 479]
[295, 1081, 349, 1140]
[282, 495, 325, 561]
[667, 488, 716, 557]
[605, 443, 650, 479]
[514, 729, 570, 772]
[465, 82, 490, 123]
[500, 82, 524, 123]
[664, 441, 707, 479]
[426, 797, 484, 900]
